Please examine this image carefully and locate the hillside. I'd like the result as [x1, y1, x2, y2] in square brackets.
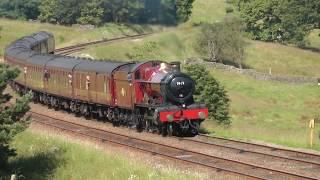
[207, 69, 320, 150]
[0, 18, 157, 57]
[74, 0, 320, 77]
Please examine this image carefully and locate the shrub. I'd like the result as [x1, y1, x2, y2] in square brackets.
[184, 64, 231, 124]
[225, 7, 234, 13]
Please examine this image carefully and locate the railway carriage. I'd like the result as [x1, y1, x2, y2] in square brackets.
[4, 31, 208, 136]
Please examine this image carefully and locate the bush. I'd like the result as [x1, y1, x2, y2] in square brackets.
[184, 64, 231, 124]
[225, 7, 234, 13]
[196, 15, 246, 68]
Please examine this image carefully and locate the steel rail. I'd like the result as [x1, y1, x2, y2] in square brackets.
[30, 111, 317, 180]
[192, 134, 320, 165]
[54, 33, 152, 54]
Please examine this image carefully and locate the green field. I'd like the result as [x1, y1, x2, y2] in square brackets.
[203, 69, 320, 151]
[244, 40, 320, 77]
[3, 130, 200, 180]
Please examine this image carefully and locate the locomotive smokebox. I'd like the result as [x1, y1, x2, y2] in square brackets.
[170, 62, 181, 72]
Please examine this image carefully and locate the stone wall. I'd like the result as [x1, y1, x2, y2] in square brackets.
[186, 59, 318, 84]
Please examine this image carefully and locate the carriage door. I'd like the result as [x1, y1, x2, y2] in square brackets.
[43, 68, 50, 92]
[23, 66, 28, 87]
[85, 72, 96, 103]
[113, 71, 132, 108]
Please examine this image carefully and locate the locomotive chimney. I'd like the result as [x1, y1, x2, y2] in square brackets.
[170, 62, 181, 72]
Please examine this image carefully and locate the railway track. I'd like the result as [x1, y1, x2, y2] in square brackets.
[192, 134, 320, 166]
[54, 33, 152, 55]
[30, 111, 319, 180]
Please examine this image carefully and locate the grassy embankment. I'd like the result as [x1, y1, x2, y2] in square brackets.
[2, 130, 199, 179]
[205, 70, 320, 151]
[0, 18, 157, 57]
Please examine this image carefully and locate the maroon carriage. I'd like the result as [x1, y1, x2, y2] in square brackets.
[4, 31, 208, 136]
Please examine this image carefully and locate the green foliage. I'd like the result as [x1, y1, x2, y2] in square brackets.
[0, 64, 31, 167]
[225, 6, 234, 13]
[2, 0, 196, 25]
[77, 0, 104, 25]
[38, 0, 59, 23]
[0, 0, 41, 20]
[237, 0, 320, 46]
[176, 0, 195, 23]
[184, 64, 230, 124]
[101, 0, 145, 23]
[197, 15, 246, 68]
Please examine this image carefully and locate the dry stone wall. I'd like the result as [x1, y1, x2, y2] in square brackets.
[186, 58, 318, 85]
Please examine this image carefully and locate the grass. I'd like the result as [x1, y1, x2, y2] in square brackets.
[244, 40, 320, 77]
[0, 18, 157, 57]
[75, 0, 320, 77]
[308, 29, 320, 49]
[3, 130, 200, 180]
[188, 0, 227, 24]
[202, 69, 320, 151]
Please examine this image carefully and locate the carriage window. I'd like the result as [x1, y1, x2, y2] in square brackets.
[41, 42, 48, 54]
[44, 69, 50, 80]
[135, 71, 140, 79]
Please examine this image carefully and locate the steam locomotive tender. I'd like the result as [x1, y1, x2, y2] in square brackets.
[4, 31, 208, 136]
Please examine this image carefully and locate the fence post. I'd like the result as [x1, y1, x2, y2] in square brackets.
[10, 174, 16, 180]
[309, 119, 315, 147]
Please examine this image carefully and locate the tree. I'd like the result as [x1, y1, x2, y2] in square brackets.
[197, 15, 246, 68]
[176, 0, 195, 23]
[77, 0, 104, 25]
[0, 64, 31, 167]
[39, 0, 85, 25]
[38, 0, 59, 23]
[100, 0, 145, 23]
[0, 0, 41, 20]
[184, 64, 231, 124]
[237, 0, 320, 46]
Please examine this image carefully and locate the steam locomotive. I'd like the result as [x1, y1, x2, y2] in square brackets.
[4, 31, 208, 136]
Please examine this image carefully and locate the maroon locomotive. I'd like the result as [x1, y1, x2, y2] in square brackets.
[4, 31, 208, 136]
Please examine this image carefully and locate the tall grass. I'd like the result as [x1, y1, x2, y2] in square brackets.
[5, 130, 201, 179]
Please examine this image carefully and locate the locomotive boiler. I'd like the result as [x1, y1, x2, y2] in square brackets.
[4, 31, 208, 136]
